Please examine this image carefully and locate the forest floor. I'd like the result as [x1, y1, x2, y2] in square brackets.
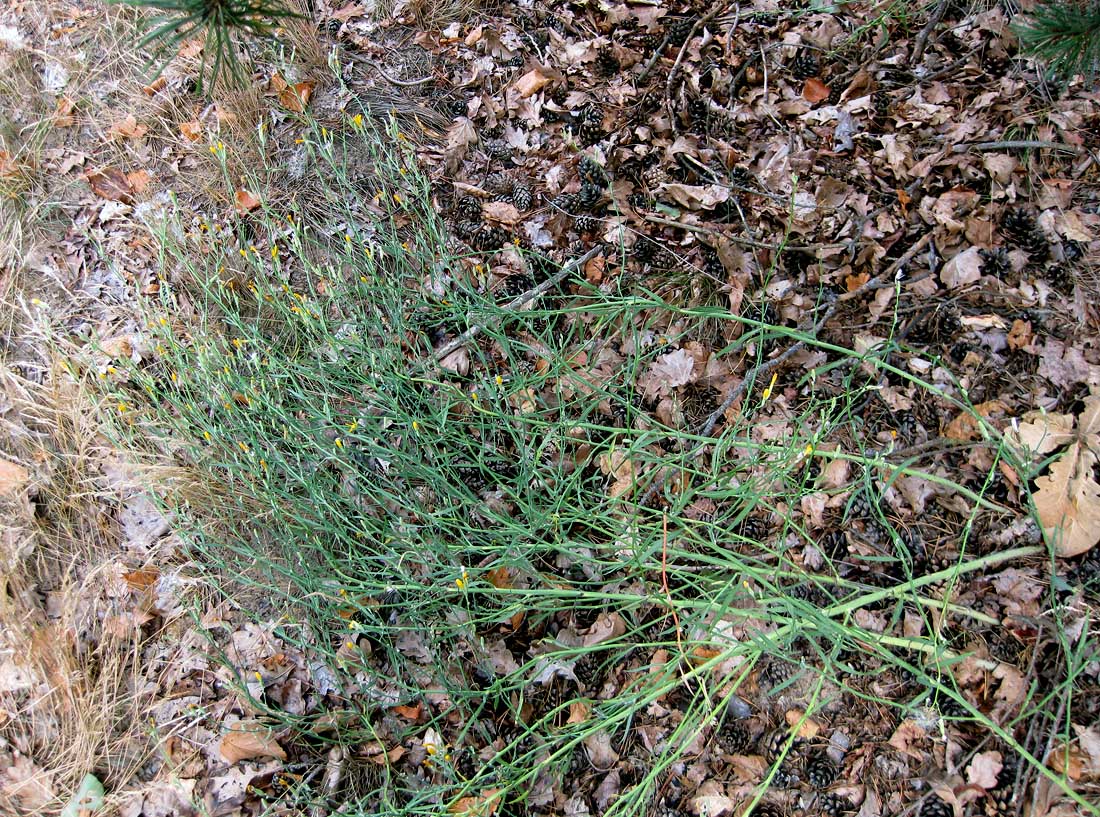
[1, 1, 1099, 817]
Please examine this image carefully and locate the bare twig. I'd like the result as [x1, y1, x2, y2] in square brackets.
[354, 57, 435, 87]
[665, 4, 733, 103]
[430, 246, 601, 362]
[911, 0, 948, 64]
[954, 140, 1083, 154]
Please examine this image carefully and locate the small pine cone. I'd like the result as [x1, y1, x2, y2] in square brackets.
[632, 239, 657, 263]
[791, 50, 820, 79]
[506, 53, 524, 68]
[573, 652, 604, 692]
[578, 182, 603, 209]
[762, 728, 797, 765]
[666, 16, 697, 48]
[1063, 239, 1085, 263]
[549, 84, 568, 105]
[918, 793, 954, 817]
[454, 219, 482, 240]
[552, 192, 582, 214]
[643, 163, 670, 188]
[894, 409, 919, 442]
[1045, 263, 1075, 293]
[819, 793, 854, 817]
[826, 83, 843, 105]
[702, 248, 724, 278]
[484, 138, 512, 161]
[473, 225, 511, 251]
[500, 273, 534, 300]
[456, 196, 482, 220]
[595, 45, 620, 76]
[575, 215, 599, 234]
[748, 803, 786, 817]
[484, 172, 513, 195]
[1002, 208, 1048, 260]
[577, 106, 605, 143]
[450, 97, 469, 117]
[805, 752, 838, 788]
[639, 31, 663, 50]
[846, 491, 874, 520]
[979, 247, 1013, 280]
[739, 516, 771, 542]
[455, 465, 486, 490]
[512, 184, 533, 211]
[716, 720, 754, 755]
[817, 529, 847, 561]
[578, 156, 607, 185]
[873, 89, 892, 121]
[760, 656, 797, 688]
[686, 96, 709, 126]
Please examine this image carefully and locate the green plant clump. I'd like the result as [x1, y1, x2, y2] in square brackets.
[96, 113, 1081, 815]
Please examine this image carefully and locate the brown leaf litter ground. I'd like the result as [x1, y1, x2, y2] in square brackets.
[1, 1, 1099, 816]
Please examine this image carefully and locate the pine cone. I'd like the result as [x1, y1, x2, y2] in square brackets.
[806, 752, 838, 788]
[819, 793, 854, 817]
[918, 793, 954, 817]
[1002, 208, 1049, 260]
[512, 184, 533, 211]
[716, 720, 754, 755]
[551, 192, 583, 214]
[578, 182, 603, 209]
[472, 225, 511, 251]
[578, 156, 607, 185]
[575, 215, 599, 234]
[979, 247, 1013, 280]
[595, 45, 620, 76]
[456, 196, 483, 220]
[483, 138, 512, 161]
[577, 106, 605, 143]
[666, 16, 697, 47]
[791, 50, 820, 79]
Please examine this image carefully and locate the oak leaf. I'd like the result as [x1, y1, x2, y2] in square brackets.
[1010, 394, 1100, 556]
[219, 722, 287, 763]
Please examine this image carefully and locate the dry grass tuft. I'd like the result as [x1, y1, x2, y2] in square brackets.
[0, 360, 193, 815]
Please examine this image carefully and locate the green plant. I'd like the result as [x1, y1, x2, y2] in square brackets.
[83, 105, 1093, 815]
[112, 0, 304, 92]
[1014, 0, 1100, 82]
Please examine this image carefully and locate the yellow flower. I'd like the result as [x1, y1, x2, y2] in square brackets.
[203, 430, 212, 442]
[237, 441, 249, 453]
[495, 375, 503, 386]
[761, 372, 779, 401]
[334, 438, 343, 448]
[347, 419, 359, 433]
[412, 420, 421, 432]
[455, 569, 469, 590]
[351, 113, 364, 128]
[117, 402, 128, 413]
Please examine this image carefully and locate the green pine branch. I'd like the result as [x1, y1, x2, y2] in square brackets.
[112, 0, 305, 93]
[1014, 0, 1100, 81]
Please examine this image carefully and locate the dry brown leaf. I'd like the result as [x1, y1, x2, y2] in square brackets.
[54, 96, 75, 127]
[660, 183, 729, 210]
[0, 457, 30, 496]
[85, 167, 133, 202]
[943, 400, 1006, 441]
[219, 723, 287, 763]
[444, 118, 477, 174]
[1033, 443, 1100, 557]
[235, 189, 262, 214]
[940, 246, 982, 289]
[514, 68, 549, 98]
[108, 114, 148, 141]
[803, 77, 831, 103]
[272, 74, 313, 112]
[127, 169, 151, 194]
[598, 449, 635, 498]
[482, 201, 520, 225]
[449, 789, 502, 817]
[888, 719, 928, 758]
[1048, 742, 1086, 781]
[966, 750, 1003, 789]
[179, 120, 202, 142]
[1007, 319, 1033, 351]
